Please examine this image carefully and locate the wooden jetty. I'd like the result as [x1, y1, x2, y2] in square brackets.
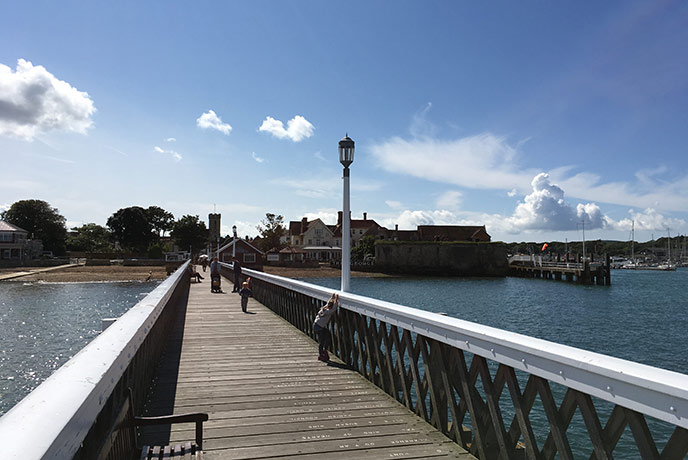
[140, 275, 474, 459]
[509, 256, 611, 285]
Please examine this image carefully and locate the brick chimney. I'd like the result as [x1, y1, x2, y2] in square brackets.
[301, 217, 308, 234]
[363, 212, 367, 221]
[337, 211, 343, 226]
[395, 224, 398, 231]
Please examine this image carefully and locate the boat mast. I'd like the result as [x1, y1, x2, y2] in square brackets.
[631, 220, 634, 265]
[667, 228, 671, 264]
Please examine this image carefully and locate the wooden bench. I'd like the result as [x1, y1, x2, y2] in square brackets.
[97, 389, 209, 460]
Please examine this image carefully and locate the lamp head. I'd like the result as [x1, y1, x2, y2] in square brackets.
[338, 135, 355, 168]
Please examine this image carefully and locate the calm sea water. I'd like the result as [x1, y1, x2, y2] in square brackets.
[303, 269, 688, 457]
[304, 269, 688, 374]
[0, 281, 159, 416]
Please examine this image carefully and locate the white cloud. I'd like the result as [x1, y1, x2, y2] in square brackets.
[304, 211, 339, 226]
[0, 203, 11, 214]
[259, 115, 314, 142]
[314, 151, 326, 161]
[508, 173, 606, 231]
[251, 152, 265, 163]
[613, 208, 686, 232]
[385, 200, 403, 209]
[196, 110, 232, 135]
[371, 133, 688, 213]
[410, 102, 436, 138]
[0, 59, 96, 140]
[395, 210, 460, 229]
[436, 190, 462, 210]
[154, 145, 182, 162]
[165, 137, 176, 142]
[507, 189, 518, 197]
[370, 133, 536, 192]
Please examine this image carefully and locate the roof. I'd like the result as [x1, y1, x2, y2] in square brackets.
[0, 221, 28, 233]
[302, 246, 341, 251]
[278, 247, 307, 254]
[417, 225, 490, 242]
[218, 238, 265, 255]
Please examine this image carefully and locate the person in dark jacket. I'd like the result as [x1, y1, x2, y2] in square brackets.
[231, 256, 242, 292]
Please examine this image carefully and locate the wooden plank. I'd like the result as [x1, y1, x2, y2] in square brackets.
[139, 277, 475, 460]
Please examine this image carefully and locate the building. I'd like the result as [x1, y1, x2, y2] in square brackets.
[208, 213, 221, 255]
[218, 238, 264, 270]
[0, 221, 29, 261]
[287, 217, 340, 262]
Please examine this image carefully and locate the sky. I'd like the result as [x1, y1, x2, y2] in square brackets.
[1, 1, 687, 243]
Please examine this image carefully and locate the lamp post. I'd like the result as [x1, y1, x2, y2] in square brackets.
[232, 225, 237, 259]
[339, 135, 354, 292]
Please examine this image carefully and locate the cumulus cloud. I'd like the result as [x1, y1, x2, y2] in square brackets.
[613, 208, 686, 232]
[259, 115, 314, 142]
[0, 59, 96, 140]
[251, 152, 265, 163]
[508, 173, 606, 231]
[196, 110, 232, 135]
[154, 145, 182, 162]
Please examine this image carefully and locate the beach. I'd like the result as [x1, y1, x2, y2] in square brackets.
[0, 264, 391, 283]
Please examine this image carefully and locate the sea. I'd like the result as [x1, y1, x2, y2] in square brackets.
[0, 280, 160, 416]
[0, 270, 686, 456]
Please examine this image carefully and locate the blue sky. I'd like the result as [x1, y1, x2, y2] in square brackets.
[1, 1, 687, 243]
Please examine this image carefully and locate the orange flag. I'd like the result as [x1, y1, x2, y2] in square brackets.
[541, 243, 548, 252]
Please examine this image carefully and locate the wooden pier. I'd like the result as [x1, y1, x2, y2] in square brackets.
[140, 273, 474, 459]
[509, 256, 611, 285]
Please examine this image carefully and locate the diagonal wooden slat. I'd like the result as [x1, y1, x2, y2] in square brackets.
[418, 336, 444, 431]
[536, 377, 575, 460]
[574, 390, 613, 460]
[456, 348, 490, 460]
[475, 356, 513, 460]
[403, 329, 428, 420]
[588, 404, 628, 460]
[661, 426, 688, 460]
[390, 325, 413, 411]
[435, 341, 464, 446]
[625, 408, 661, 460]
[504, 367, 542, 460]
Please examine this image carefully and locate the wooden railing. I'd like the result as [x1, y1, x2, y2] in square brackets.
[224, 263, 688, 459]
[0, 262, 191, 460]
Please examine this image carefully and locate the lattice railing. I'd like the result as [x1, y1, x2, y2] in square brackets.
[224, 264, 688, 459]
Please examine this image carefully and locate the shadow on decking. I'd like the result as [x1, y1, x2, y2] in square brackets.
[138, 283, 191, 444]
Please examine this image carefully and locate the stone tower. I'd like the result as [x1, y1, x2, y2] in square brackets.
[208, 213, 221, 254]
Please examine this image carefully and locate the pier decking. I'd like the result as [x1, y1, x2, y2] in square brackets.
[141, 273, 474, 459]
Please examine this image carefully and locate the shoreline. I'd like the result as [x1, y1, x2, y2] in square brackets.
[0, 264, 393, 283]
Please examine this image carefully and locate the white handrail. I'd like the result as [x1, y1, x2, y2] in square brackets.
[232, 263, 688, 429]
[0, 261, 190, 460]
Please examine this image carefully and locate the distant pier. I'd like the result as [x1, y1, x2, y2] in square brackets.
[509, 254, 611, 285]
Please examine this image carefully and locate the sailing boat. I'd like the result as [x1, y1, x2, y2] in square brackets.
[656, 229, 676, 271]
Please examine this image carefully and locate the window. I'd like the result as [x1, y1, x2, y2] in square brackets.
[243, 253, 256, 263]
[315, 228, 322, 236]
[308, 239, 312, 245]
[316, 239, 321, 246]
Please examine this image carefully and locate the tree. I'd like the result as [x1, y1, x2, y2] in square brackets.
[107, 206, 154, 254]
[66, 223, 114, 252]
[351, 235, 376, 262]
[172, 215, 208, 254]
[255, 213, 286, 252]
[146, 206, 175, 240]
[2, 199, 67, 255]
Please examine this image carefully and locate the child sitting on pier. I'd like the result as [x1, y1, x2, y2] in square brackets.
[313, 293, 340, 362]
[238, 281, 252, 313]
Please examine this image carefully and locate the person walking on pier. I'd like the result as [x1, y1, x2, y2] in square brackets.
[210, 256, 221, 293]
[238, 281, 252, 313]
[231, 256, 242, 292]
[313, 293, 339, 362]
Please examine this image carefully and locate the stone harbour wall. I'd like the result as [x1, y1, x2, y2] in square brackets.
[374, 241, 509, 276]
